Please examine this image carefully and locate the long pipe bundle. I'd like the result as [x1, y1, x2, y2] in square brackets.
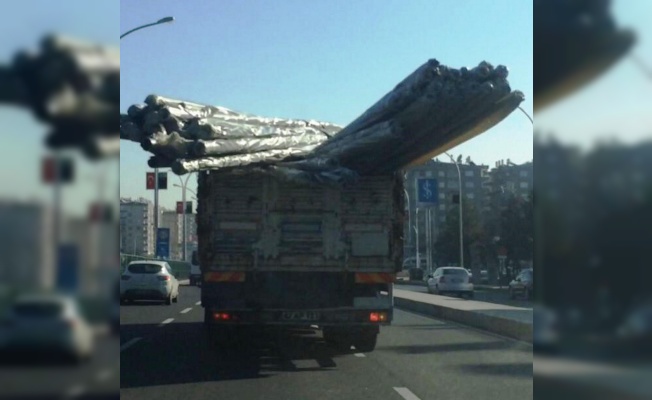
[121, 58, 524, 182]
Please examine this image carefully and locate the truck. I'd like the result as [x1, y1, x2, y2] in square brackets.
[196, 170, 404, 352]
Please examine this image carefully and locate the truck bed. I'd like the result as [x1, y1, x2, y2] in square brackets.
[196, 171, 404, 274]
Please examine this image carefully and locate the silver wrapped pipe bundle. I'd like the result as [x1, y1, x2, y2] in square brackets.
[193, 132, 328, 157]
[121, 58, 524, 181]
[172, 145, 320, 175]
[141, 131, 195, 160]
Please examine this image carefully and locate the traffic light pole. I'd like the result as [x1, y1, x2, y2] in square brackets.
[154, 167, 159, 258]
[53, 154, 62, 255]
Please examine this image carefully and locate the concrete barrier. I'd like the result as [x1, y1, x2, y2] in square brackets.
[393, 288, 532, 343]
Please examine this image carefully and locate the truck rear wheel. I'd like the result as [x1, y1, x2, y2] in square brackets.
[353, 331, 377, 352]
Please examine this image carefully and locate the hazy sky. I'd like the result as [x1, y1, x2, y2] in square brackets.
[120, 0, 533, 210]
[0, 0, 118, 216]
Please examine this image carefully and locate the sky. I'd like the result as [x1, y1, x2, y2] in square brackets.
[536, 0, 652, 148]
[120, 0, 533, 211]
[0, 0, 119, 216]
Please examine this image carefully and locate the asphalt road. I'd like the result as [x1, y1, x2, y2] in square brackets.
[0, 333, 120, 399]
[120, 285, 532, 399]
[398, 283, 533, 309]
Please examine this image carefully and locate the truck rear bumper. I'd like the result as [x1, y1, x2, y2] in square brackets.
[203, 307, 392, 326]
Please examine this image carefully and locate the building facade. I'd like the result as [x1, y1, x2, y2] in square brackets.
[119, 197, 154, 256]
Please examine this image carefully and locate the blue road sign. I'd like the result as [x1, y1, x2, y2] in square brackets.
[417, 178, 438, 205]
[156, 228, 170, 259]
[56, 244, 79, 292]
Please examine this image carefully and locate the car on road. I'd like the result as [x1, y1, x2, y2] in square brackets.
[120, 261, 180, 305]
[0, 293, 94, 363]
[509, 268, 533, 300]
[426, 267, 474, 298]
[189, 250, 201, 286]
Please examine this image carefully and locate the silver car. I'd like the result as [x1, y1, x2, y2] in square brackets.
[120, 261, 180, 305]
[1, 294, 95, 363]
[427, 267, 474, 298]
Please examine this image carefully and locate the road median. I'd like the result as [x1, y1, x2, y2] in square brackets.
[393, 288, 532, 343]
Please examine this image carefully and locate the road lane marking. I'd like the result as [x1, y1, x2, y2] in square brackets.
[354, 353, 366, 357]
[120, 337, 142, 352]
[394, 387, 421, 400]
[196, 301, 201, 306]
[181, 307, 192, 314]
[96, 369, 112, 382]
[65, 384, 85, 398]
[160, 318, 174, 326]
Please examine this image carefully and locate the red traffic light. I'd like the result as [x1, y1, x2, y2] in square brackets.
[146, 172, 155, 189]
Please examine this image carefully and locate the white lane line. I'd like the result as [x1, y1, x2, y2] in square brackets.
[160, 318, 174, 326]
[354, 353, 366, 357]
[120, 337, 142, 352]
[393, 387, 421, 400]
[65, 384, 85, 398]
[96, 369, 112, 382]
[196, 301, 201, 306]
[181, 307, 192, 314]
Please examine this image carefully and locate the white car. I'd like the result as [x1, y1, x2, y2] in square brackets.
[1, 293, 94, 363]
[120, 261, 180, 305]
[426, 267, 474, 298]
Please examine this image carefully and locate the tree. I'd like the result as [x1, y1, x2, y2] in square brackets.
[497, 193, 533, 277]
[434, 199, 485, 272]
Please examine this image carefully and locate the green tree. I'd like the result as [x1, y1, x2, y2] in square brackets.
[497, 193, 533, 276]
[434, 199, 485, 271]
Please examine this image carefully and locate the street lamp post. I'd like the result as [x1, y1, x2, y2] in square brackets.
[121, 16, 174, 256]
[446, 153, 463, 269]
[173, 174, 195, 261]
[120, 17, 175, 39]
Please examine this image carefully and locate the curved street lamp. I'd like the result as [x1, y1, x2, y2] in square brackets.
[121, 17, 175, 39]
[121, 16, 175, 258]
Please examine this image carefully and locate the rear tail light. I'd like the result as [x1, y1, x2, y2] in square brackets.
[212, 312, 235, 321]
[158, 276, 170, 281]
[121, 275, 131, 281]
[369, 312, 388, 322]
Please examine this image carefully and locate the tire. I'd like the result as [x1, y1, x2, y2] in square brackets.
[165, 294, 172, 305]
[353, 332, 377, 353]
[173, 291, 179, 303]
[323, 328, 352, 352]
[434, 285, 440, 295]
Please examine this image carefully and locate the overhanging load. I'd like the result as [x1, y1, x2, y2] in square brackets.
[121, 59, 524, 183]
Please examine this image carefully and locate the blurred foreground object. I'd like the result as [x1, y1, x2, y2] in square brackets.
[534, 0, 635, 111]
[0, 34, 119, 159]
[0, 292, 94, 364]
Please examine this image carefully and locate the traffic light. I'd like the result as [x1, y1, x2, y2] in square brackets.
[41, 156, 74, 184]
[176, 201, 193, 214]
[146, 172, 155, 189]
[158, 172, 167, 189]
[89, 203, 113, 222]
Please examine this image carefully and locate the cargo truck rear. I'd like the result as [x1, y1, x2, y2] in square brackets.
[196, 171, 404, 352]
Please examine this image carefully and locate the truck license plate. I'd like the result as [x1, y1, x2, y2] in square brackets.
[281, 311, 320, 321]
